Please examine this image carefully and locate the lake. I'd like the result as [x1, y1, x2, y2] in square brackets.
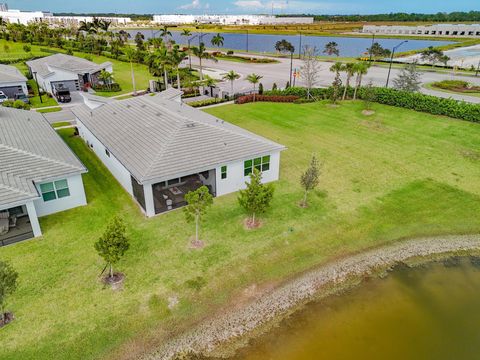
[126, 30, 455, 57]
[233, 257, 480, 360]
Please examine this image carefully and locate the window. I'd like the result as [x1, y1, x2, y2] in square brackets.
[40, 179, 70, 202]
[221, 166, 227, 179]
[167, 178, 180, 186]
[244, 155, 270, 176]
[105, 148, 110, 157]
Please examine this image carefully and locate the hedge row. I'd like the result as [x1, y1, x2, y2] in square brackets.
[235, 95, 299, 104]
[266, 87, 480, 123]
[92, 83, 122, 92]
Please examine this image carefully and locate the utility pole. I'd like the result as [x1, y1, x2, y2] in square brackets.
[476, 60, 480, 77]
[369, 33, 375, 61]
[298, 32, 302, 59]
[246, 29, 249, 52]
[289, 50, 293, 86]
[386, 40, 408, 88]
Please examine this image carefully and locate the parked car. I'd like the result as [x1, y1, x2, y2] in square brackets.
[0, 91, 8, 103]
[14, 93, 29, 104]
[53, 85, 71, 103]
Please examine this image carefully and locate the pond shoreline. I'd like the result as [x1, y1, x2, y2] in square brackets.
[144, 235, 480, 360]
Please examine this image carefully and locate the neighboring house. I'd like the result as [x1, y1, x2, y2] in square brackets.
[72, 89, 285, 217]
[0, 64, 28, 98]
[0, 107, 88, 246]
[26, 54, 113, 94]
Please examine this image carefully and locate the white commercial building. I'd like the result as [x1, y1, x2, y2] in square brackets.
[363, 24, 480, 38]
[0, 8, 52, 25]
[153, 14, 314, 25]
[73, 89, 285, 217]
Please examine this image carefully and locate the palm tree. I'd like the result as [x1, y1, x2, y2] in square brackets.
[124, 47, 137, 95]
[329, 62, 344, 104]
[211, 33, 225, 48]
[342, 62, 356, 100]
[246, 73, 263, 102]
[353, 62, 370, 100]
[203, 76, 216, 97]
[190, 42, 218, 94]
[170, 45, 186, 89]
[98, 70, 113, 90]
[324, 41, 340, 57]
[160, 25, 172, 43]
[274, 39, 295, 85]
[222, 70, 240, 98]
[181, 29, 192, 43]
[153, 46, 171, 89]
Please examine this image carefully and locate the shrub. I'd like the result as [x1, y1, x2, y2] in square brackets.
[235, 95, 299, 104]
[227, 50, 234, 55]
[92, 83, 121, 92]
[1, 100, 30, 110]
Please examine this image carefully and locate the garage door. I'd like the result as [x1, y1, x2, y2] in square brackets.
[0, 85, 23, 99]
[51, 80, 80, 92]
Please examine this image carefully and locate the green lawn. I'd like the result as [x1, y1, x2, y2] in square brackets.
[1, 101, 480, 360]
[36, 107, 62, 114]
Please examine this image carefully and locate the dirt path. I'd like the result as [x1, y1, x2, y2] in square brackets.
[144, 234, 480, 360]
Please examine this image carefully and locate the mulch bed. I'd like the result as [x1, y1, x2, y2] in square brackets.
[244, 218, 263, 230]
[102, 272, 125, 290]
[0, 312, 14, 328]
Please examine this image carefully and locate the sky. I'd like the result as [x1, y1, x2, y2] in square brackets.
[6, 0, 480, 15]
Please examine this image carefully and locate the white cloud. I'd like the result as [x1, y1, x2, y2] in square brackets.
[179, 0, 202, 10]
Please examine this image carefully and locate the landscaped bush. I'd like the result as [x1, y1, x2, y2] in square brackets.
[358, 87, 480, 123]
[188, 98, 228, 107]
[1, 100, 31, 110]
[431, 80, 480, 93]
[235, 95, 299, 104]
[265, 86, 480, 123]
[92, 83, 121, 92]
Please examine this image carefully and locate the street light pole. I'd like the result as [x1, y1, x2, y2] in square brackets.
[32, 71, 42, 104]
[369, 33, 375, 61]
[298, 32, 302, 59]
[246, 30, 249, 52]
[386, 40, 408, 88]
[188, 34, 199, 70]
[476, 60, 480, 77]
[290, 50, 293, 86]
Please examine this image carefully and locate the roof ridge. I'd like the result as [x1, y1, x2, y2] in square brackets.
[0, 143, 84, 173]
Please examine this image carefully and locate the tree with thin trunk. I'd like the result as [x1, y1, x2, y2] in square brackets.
[184, 186, 213, 247]
[124, 47, 137, 95]
[160, 25, 172, 44]
[238, 168, 274, 228]
[323, 41, 340, 57]
[300, 45, 321, 99]
[246, 73, 263, 102]
[300, 155, 320, 207]
[222, 70, 240, 98]
[393, 61, 422, 92]
[329, 62, 343, 104]
[203, 76, 216, 97]
[0, 261, 18, 325]
[191, 42, 218, 94]
[342, 62, 356, 100]
[170, 44, 187, 89]
[94, 217, 130, 281]
[353, 62, 370, 100]
[275, 39, 295, 86]
[98, 69, 113, 90]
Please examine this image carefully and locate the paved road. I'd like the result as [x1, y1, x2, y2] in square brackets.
[190, 56, 480, 103]
[43, 108, 76, 123]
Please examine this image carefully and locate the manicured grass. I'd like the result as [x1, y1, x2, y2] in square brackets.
[0, 39, 55, 60]
[71, 52, 151, 97]
[51, 121, 71, 128]
[26, 79, 58, 108]
[37, 107, 62, 114]
[1, 101, 480, 359]
[425, 82, 480, 98]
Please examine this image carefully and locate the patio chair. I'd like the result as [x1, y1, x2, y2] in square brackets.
[166, 199, 173, 211]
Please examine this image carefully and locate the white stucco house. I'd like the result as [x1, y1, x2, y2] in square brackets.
[26, 54, 113, 94]
[72, 89, 285, 217]
[0, 107, 87, 246]
[0, 64, 28, 98]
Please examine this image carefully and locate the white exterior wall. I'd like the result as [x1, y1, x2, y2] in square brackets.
[363, 24, 480, 38]
[153, 14, 313, 25]
[0, 80, 28, 95]
[33, 174, 87, 217]
[0, 9, 49, 25]
[77, 119, 134, 195]
[216, 151, 281, 197]
[26, 201, 42, 237]
[38, 67, 79, 94]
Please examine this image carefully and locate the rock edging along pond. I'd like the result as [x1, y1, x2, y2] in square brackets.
[144, 235, 480, 360]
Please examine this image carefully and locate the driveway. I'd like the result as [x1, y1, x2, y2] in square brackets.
[190, 56, 480, 103]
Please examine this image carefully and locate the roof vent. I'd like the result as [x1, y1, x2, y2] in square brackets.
[126, 104, 131, 108]
[156, 112, 161, 117]
[112, 111, 117, 115]
[186, 122, 195, 128]
[141, 104, 146, 108]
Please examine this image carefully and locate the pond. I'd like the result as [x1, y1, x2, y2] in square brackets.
[125, 30, 455, 57]
[233, 257, 480, 360]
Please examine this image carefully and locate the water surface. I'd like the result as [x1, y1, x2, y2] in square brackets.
[126, 30, 455, 57]
[234, 258, 480, 360]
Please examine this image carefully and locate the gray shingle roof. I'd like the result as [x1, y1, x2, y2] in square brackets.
[26, 54, 112, 78]
[0, 64, 27, 83]
[0, 107, 87, 208]
[72, 93, 285, 184]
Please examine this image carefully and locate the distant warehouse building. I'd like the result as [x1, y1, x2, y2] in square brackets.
[153, 14, 314, 25]
[362, 24, 480, 38]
